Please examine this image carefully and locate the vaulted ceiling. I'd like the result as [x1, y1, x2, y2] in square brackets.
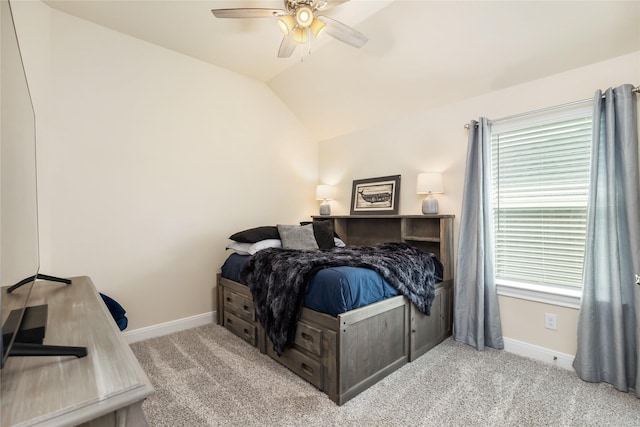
[44, 1, 640, 140]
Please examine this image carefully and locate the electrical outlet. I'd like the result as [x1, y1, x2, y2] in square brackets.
[544, 313, 557, 330]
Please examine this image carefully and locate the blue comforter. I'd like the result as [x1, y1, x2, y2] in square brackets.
[221, 252, 399, 317]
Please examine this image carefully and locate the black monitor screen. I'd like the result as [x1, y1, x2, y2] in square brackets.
[1, 0, 40, 368]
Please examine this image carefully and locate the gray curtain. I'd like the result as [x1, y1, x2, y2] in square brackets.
[573, 84, 640, 397]
[454, 118, 504, 350]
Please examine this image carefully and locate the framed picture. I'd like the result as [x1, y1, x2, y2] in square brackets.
[350, 175, 401, 215]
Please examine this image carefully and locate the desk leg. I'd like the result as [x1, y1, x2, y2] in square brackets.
[79, 401, 149, 427]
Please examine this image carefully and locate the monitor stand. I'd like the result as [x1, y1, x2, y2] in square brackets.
[3, 304, 88, 360]
[9, 342, 87, 358]
[6, 274, 71, 294]
[2, 304, 47, 344]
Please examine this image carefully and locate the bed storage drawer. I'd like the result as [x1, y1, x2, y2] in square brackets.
[223, 288, 255, 322]
[294, 322, 323, 357]
[223, 311, 257, 347]
[267, 345, 323, 390]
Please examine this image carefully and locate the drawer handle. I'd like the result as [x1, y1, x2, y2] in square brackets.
[226, 297, 232, 302]
[301, 332, 314, 343]
[243, 305, 250, 312]
[301, 363, 314, 376]
[226, 318, 233, 325]
[243, 328, 250, 336]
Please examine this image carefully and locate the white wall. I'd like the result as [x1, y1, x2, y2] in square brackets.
[12, 2, 318, 330]
[319, 52, 640, 357]
[11, 0, 640, 355]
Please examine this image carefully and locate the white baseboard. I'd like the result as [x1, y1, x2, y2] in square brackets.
[503, 337, 574, 371]
[123, 313, 575, 373]
[124, 311, 216, 344]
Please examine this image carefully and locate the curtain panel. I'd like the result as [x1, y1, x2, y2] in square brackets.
[573, 84, 640, 397]
[453, 118, 504, 351]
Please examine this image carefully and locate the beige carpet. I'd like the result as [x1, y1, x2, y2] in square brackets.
[130, 324, 640, 426]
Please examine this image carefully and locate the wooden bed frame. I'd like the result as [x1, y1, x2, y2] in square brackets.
[216, 215, 454, 405]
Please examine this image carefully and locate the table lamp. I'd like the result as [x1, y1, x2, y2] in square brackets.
[316, 185, 335, 215]
[417, 173, 443, 214]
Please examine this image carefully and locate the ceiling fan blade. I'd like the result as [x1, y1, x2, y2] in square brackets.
[211, 8, 287, 19]
[278, 33, 297, 58]
[314, 0, 350, 12]
[318, 16, 367, 48]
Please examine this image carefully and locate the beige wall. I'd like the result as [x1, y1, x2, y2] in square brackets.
[498, 296, 579, 355]
[12, 2, 318, 330]
[11, 0, 640, 354]
[318, 52, 640, 356]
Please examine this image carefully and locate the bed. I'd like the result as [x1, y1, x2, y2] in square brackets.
[216, 215, 454, 405]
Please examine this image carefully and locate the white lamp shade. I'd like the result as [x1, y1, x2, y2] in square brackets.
[309, 18, 326, 37]
[277, 15, 295, 35]
[316, 184, 335, 200]
[295, 6, 313, 27]
[416, 173, 444, 194]
[293, 27, 308, 44]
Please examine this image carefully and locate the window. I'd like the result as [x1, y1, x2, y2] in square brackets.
[490, 103, 592, 306]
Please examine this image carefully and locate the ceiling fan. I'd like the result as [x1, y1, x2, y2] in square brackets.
[211, 0, 368, 58]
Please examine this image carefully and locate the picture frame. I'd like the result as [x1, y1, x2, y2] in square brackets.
[350, 175, 401, 215]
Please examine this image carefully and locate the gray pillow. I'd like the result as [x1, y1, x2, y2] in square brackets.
[277, 224, 319, 250]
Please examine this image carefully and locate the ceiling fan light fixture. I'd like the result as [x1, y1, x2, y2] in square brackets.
[277, 15, 295, 35]
[210, 1, 369, 58]
[309, 18, 326, 37]
[292, 27, 308, 44]
[295, 6, 313, 27]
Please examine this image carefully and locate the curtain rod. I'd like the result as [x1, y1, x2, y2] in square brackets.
[464, 85, 639, 129]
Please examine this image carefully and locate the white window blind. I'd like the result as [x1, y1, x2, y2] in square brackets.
[491, 105, 592, 289]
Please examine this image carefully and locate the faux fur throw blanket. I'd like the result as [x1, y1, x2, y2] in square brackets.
[239, 242, 443, 356]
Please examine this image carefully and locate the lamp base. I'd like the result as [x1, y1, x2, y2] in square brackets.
[319, 202, 331, 216]
[422, 196, 439, 215]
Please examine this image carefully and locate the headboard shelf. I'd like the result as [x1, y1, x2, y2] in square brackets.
[403, 236, 440, 243]
[312, 215, 454, 281]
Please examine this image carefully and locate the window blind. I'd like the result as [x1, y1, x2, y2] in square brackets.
[491, 111, 592, 289]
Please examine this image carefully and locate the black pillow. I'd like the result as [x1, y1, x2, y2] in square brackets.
[300, 220, 335, 250]
[229, 226, 280, 243]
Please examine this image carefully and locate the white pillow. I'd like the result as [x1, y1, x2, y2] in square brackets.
[226, 239, 282, 255]
[248, 239, 281, 254]
[334, 237, 346, 247]
[226, 241, 251, 255]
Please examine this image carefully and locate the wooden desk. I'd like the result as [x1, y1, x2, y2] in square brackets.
[1, 276, 153, 426]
